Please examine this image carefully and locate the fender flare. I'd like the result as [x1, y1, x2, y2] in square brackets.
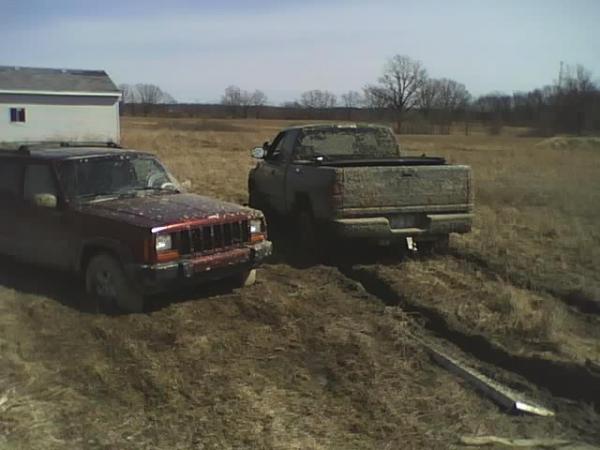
[77, 238, 135, 273]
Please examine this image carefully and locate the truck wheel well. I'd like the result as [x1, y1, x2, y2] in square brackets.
[80, 246, 120, 273]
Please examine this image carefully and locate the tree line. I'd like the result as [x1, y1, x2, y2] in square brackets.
[120, 56, 599, 135]
[119, 83, 176, 116]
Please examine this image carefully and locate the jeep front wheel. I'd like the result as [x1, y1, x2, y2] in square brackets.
[85, 253, 144, 313]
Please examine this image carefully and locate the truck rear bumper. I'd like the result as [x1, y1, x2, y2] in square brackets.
[128, 240, 272, 294]
[331, 213, 473, 240]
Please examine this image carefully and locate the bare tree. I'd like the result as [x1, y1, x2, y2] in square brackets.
[118, 83, 137, 115]
[248, 90, 268, 107]
[364, 55, 428, 132]
[221, 86, 268, 117]
[556, 64, 598, 134]
[119, 83, 136, 104]
[221, 85, 243, 106]
[341, 90, 363, 108]
[418, 79, 441, 118]
[135, 83, 174, 115]
[300, 90, 337, 108]
[436, 78, 470, 112]
[340, 90, 363, 120]
[363, 86, 389, 108]
[248, 89, 267, 118]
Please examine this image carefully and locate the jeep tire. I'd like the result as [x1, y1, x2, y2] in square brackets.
[85, 253, 144, 313]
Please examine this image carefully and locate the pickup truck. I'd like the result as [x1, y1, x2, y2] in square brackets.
[248, 124, 473, 255]
[0, 142, 272, 312]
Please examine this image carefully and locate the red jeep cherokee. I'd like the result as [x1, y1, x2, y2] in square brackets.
[0, 143, 272, 312]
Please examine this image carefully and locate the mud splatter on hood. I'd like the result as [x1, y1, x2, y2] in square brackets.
[77, 193, 257, 228]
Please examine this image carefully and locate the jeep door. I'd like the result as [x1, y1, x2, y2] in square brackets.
[15, 162, 73, 270]
[252, 130, 297, 214]
[0, 158, 23, 257]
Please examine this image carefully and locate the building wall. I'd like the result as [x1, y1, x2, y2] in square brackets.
[0, 93, 120, 144]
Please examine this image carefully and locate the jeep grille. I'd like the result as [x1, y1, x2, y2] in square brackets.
[177, 220, 250, 255]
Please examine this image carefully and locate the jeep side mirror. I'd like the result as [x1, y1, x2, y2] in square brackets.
[251, 147, 265, 159]
[33, 193, 58, 208]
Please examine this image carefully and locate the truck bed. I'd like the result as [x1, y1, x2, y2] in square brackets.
[337, 163, 472, 210]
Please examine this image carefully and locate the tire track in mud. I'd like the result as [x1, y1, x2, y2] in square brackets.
[447, 248, 600, 315]
[336, 263, 600, 413]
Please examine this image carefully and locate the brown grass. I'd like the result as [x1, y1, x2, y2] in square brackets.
[1, 117, 599, 448]
[121, 117, 600, 359]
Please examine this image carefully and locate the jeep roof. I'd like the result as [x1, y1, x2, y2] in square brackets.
[0, 143, 152, 161]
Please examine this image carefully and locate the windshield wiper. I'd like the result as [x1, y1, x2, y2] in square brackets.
[79, 192, 120, 199]
[78, 190, 139, 202]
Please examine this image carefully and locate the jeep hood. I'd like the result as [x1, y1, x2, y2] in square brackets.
[77, 193, 256, 228]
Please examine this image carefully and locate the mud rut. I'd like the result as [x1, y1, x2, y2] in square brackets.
[338, 263, 600, 409]
[272, 244, 600, 443]
[268, 216, 600, 432]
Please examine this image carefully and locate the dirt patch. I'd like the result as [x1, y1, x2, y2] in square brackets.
[1, 262, 587, 449]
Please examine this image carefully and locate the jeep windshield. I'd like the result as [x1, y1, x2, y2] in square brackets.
[296, 127, 399, 161]
[57, 154, 180, 202]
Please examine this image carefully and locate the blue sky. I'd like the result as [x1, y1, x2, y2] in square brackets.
[1, 0, 598, 103]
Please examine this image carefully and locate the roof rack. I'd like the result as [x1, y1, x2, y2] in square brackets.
[15, 141, 122, 154]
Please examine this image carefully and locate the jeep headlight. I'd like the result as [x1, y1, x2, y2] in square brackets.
[155, 234, 172, 252]
[249, 219, 265, 243]
[250, 219, 262, 234]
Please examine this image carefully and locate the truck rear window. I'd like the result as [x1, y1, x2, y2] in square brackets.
[297, 127, 399, 160]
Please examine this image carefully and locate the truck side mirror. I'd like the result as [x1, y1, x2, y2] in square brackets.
[251, 147, 266, 159]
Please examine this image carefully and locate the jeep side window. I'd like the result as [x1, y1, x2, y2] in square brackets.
[0, 160, 21, 200]
[23, 164, 58, 202]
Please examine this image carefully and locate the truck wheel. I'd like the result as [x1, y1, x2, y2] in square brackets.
[235, 269, 256, 287]
[297, 209, 320, 262]
[85, 253, 144, 313]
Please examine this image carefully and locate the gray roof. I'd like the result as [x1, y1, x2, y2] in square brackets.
[0, 66, 120, 94]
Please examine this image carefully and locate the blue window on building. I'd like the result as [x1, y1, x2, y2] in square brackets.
[10, 108, 26, 123]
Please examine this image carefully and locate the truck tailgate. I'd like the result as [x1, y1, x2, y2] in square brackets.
[340, 165, 472, 209]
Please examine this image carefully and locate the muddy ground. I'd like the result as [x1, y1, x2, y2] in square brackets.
[1, 119, 600, 449]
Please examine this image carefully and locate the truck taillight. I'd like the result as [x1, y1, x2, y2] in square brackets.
[331, 171, 344, 209]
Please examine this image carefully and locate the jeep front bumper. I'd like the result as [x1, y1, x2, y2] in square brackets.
[129, 240, 272, 294]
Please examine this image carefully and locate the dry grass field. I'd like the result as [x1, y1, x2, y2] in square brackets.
[1, 116, 600, 449]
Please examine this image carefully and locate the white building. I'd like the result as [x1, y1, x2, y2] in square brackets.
[0, 66, 121, 145]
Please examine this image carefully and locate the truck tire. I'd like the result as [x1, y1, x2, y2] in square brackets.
[297, 209, 321, 262]
[235, 269, 256, 287]
[85, 253, 144, 313]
